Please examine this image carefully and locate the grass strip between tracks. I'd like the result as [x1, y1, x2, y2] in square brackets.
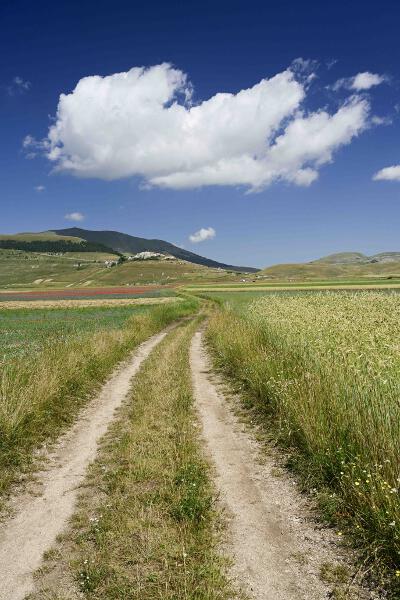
[31, 317, 232, 600]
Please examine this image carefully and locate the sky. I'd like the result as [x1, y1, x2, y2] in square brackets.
[1, 0, 400, 268]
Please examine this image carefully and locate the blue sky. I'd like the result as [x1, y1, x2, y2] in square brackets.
[1, 0, 400, 268]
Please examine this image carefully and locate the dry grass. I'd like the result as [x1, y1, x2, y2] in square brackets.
[0, 296, 179, 310]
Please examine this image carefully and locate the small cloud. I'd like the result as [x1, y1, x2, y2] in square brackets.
[351, 72, 386, 90]
[189, 227, 216, 243]
[373, 165, 400, 182]
[332, 71, 387, 92]
[23, 134, 35, 148]
[326, 59, 338, 71]
[22, 134, 49, 159]
[6, 76, 31, 96]
[64, 211, 85, 222]
[371, 115, 392, 126]
[34, 185, 45, 192]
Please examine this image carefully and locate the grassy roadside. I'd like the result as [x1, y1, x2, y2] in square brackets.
[30, 318, 232, 600]
[0, 297, 199, 503]
[206, 296, 400, 597]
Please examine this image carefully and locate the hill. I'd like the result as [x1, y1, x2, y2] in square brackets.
[0, 231, 117, 255]
[312, 252, 400, 265]
[53, 228, 257, 272]
[259, 251, 400, 280]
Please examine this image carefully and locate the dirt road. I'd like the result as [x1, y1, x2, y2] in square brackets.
[190, 329, 353, 600]
[0, 328, 170, 600]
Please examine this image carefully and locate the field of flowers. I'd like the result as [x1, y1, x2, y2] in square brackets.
[207, 292, 400, 592]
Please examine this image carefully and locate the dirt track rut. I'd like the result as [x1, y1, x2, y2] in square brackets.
[190, 329, 349, 600]
[0, 328, 169, 600]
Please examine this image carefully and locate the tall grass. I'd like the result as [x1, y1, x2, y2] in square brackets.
[0, 298, 198, 499]
[207, 292, 400, 593]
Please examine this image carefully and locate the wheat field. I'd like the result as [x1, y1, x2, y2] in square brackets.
[207, 291, 400, 588]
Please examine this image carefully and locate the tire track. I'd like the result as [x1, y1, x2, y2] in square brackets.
[0, 326, 172, 600]
[190, 329, 353, 600]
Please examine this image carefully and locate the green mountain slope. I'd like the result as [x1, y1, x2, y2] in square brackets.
[54, 227, 256, 272]
[0, 231, 117, 255]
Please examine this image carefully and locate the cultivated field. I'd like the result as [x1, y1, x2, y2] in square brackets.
[185, 280, 400, 293]
[206, 291, 400, 592]
[0, 302, 178, 363]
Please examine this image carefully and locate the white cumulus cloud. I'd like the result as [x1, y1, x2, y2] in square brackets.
[26, 62, 375, 191]
[34, 185, 45, 192]
[64, 212, 85, 222]
[189, 227, 216, 243]
[373, 165, 400, 182]
[333, 71, 386, 92]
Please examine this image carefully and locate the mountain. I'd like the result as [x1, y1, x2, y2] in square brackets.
[312, 252, 400, 265]
[53, 228, 257, 272]
[259, 251, 400, 280]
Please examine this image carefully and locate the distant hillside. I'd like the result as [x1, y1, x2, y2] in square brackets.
[0, 232, 117, 255]
[53, 228, 256, 272]
[312, 252, 400, 265]
[260, 251, 400, 280]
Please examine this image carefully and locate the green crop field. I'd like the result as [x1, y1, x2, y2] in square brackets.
[0, 304, 160, 364]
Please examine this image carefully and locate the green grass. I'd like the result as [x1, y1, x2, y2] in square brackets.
[30, 318, 232, 600]
[206, 292, 400, 596]
[0, 231, 83, 242]
[0, 298, 199, 502]
[0, 304, 162, 363]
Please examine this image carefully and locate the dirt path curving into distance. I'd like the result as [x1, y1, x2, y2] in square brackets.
[0, 327, 172, 600]
[190, 329, 359, 600]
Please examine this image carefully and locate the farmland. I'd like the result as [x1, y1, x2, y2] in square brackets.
[0, 301, 176, 363]
[206, 290, 400, 592]
[2, 278, 400, 596]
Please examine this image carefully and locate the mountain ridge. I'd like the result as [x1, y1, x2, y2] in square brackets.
[311, 251, 400, 265]
[259, 251, 400, 280]
[52, 227, 257, 272]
